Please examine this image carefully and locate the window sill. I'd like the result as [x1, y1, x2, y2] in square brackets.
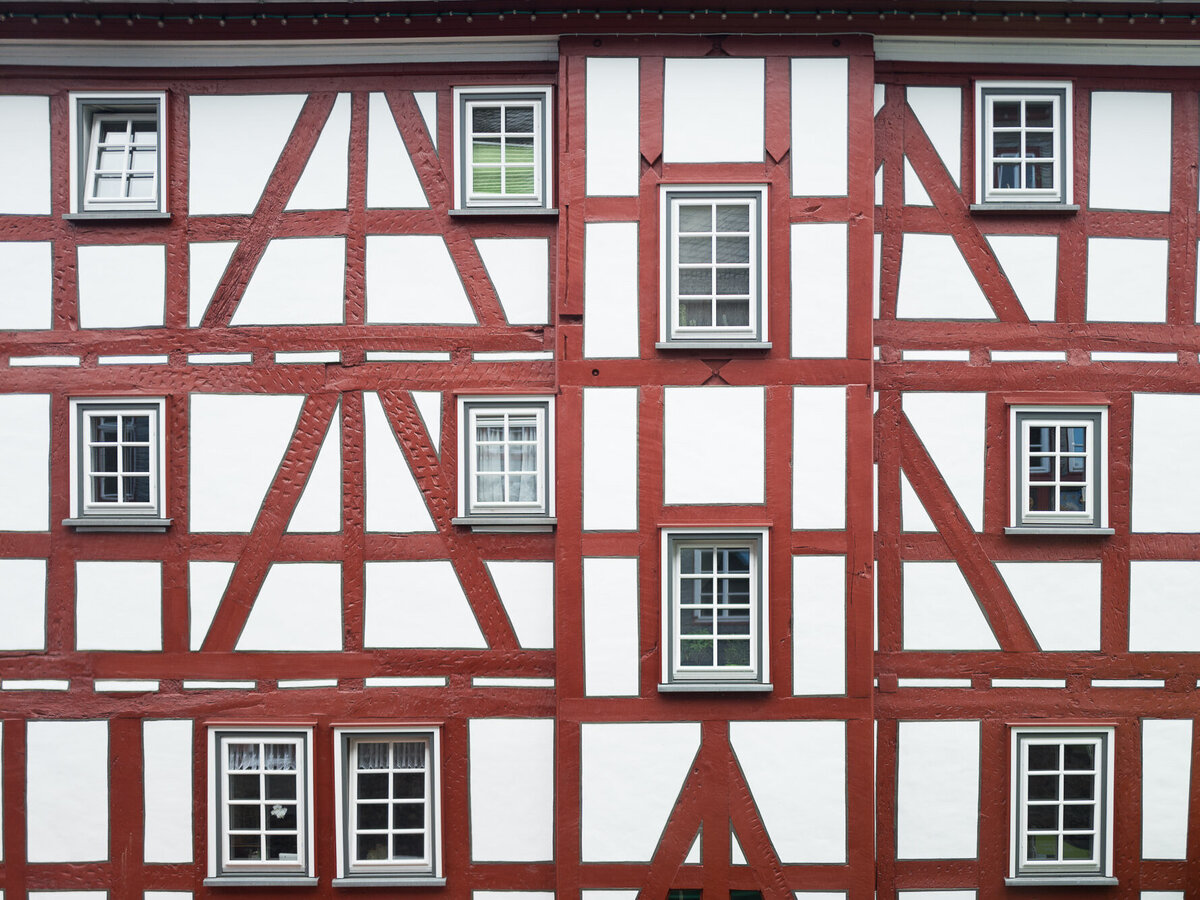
[1005, 876, 1117, 887]
[451, 515, 556, 533]
[970, 203, 1079, 214]
[332, 877, 447, 888]
[1004, 526, 1114, 536]
[203, 876, 318, 887]
[449, 207, 558, 218]
[658, 682, 773, 693]
[63, 516, 172, 533]
[656, 341, 772, 351]
[64, 210, 171, 221]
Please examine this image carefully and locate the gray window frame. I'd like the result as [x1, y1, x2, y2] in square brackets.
[979, 85, 1069, 205]
[73, 94, 165, 214]
[459, 397, 553, 520]
[456, 89, 551, 210]
[73, 399, 164, 520]
[1014, 409, 1103, 529]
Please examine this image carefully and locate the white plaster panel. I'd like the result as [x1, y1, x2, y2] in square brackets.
[232, 236, 345, 325]
[903, 158, 932, 206]
[584, 221, 639, 358]
[366, 91, 429, 208]
[1141, 718, 1191, 859]
[585, 892, 638, 900]
[900, 469, 936, 532]
[685, 832, 701, 864]
[896, 233, 994, 320]
[583, 557, 639, 697]
[0, 96, 50, 214]
[287, 404, 341, 533]
[0, 395, 49, 531]
[792, 386, 846, 530]
[364, 560, 486, 648]
[873, 232, 882, 318]
[583, 387, 639, 531]
[663, 58, 764, 163]
[730, 720, 846, 863]
[0, 558, 46, 650]
[791, 223, 848, 358]
[76, 561, 162, 651]
[414, 91, 437, 150]
[587, 57, 640, 196]
[363, 391, 436, 533]
[469, 718, 554, 861]
[1085, 237, 1168, 322]
[874, 83, 886, 115]
[485, 560, 554, 649]
[731, 829, 747, 865]
[875, 165, 883, 205]
[475, 238, 549, 325]
[896, 720, 979, 859]
[902, 561, 999, 650]
[145, 894, 193, 900]
[27, 720, 108, 862]
[0, 242, 52, 330]
[1142, 894, 1185, 900]
[286, 92, 350, 210]
[1089, 91, 1172, 212]
[474, 894, 552, 900]
[189, 394, 303, 533]
[77, 244, 166, 328]
[1132, 393, 1200, 532]
[797, 895, 847, 900]
[899, 893, 976, 900]
[1129, 560, 1200, 650]
[791, 58, 848, 196]
[28, 895, 106, 899]
[236, 563, 342, 651]
[985, 234, 1058, 322]
[187, 241, 236, 327]
[189, 94, 305, 215]
[365, 234, 475, 324]
[792, 556, 846, 696]
[903, 392, 985, 530]
[664, 386, 764, 504]
[906, 86, 961, 187]
[188, 560, 233, 651]
[581, 722, 700, 862]
[143, 719, 193, 864]
[412, 391, 442, 455]
[996, 561, 1101, 651]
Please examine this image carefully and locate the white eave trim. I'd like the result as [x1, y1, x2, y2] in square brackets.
[876, 36, 1200, 67]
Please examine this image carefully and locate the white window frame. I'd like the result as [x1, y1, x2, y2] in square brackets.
[658, 184, 768, 345]
[452, 86, 553, 211]
[660, 528, 770, 690]
[974, 81, 1072, 206]
[456, 396, 555, 522]
[333, 726, 444, 885]
[1009, 726, 1115, 882]
[69, 91, 167, 214]
[1008, 405, 1107, 531]
[68, 397, 166, 522]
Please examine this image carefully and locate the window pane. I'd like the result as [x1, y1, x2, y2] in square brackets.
[716, 639, 750, 666]
[993, 163, 1019, 189]
[1028, 486, 1054, 511]
[715, 204, 749, 231]
[98, 148, 126, 171]
[123, 476, 151, 503]
[1059, 487, 1086, 511]
[395, 742, 426, 769]
[393, 833, 425, 859]
[264, 744, 296, 770]
[93, 175, 124, 198]
[716, 615, 750, 636]
[680, 608, 712, 636]
[471, 166, 502, 193]
[1026, 163, 1054, 188]
[1028, 458, 1053, 482]
[993, 101, 1021, 127]
[1063, 774, 1094, 800]
[678, 236, 711, 264]
[1063, 744, 1095, 770]
[1026, 132, 1054, 159]
[230, 805, 262, 830]
[1025, 101, 1054, 127]
[993, 132, 1021, 157]
[678, 268, 713, 295]
[357, 802, 388, 829]
[358, 772, 388, 800]
[1026, 805, 1058, 830]
[1027, 774, 1059, 800]
[1063, 834, 1094, 859]
[358, 834, 388, 860]
[265, 803, 297, 830]
[124, 446, 151, 473]
[1027, 834, 1059, 860]
[1059, 457, 1086, 483]
[505, 166, 536, 195]
[472, 107, 501, 133]
[229, 774, 260, 800]
[265, 774, 296, 800]
[678, 300, 712, 326]
[678, 205, 711, 233]
[715, 300, 749, 327]
[127, 175, 156, 198]
[358, 742, 390, 769]
[393, 772, 425, 799]
[99, 120, 129, 142]
[715, 236, 750, 264]
[679, 638, 714, 666]
[505, 137, 535, 164]
[230, 834, 262, 860]
[393, 802, 424, 829]
[508, 474, 538, 501]
[505, 105, 536, 133]
[1028, 744, 1059, 770]
[1063, 804, 1094, 829]
[92, 416, 118, 442]
[93, 446, 118, 473]
[476, 444, 503, 472]
[715, 268, 750, 295]
[1062, 426, 1087, 453]
[132, 125, 157, 145]
[265, 834, 298, 860]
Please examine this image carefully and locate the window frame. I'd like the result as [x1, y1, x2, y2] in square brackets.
[69, 91, 167, 216]
[1008, 405, 1108, 532]
[67, 397, 167, 526]
[456, 396, 555, 523]
[974, 81, 1073, 207]
[452, 86, 554, 211]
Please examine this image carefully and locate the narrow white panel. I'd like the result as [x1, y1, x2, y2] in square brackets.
[475, 238, 549, 325]
[411, 391, 442, 454]
[232, 236, 345, 325]
[685, 832, 701, 864]
[730, 720, 846, 863]
[414, 91, 437, 149]
[663, 58, 764, 163]
[1142, 719, 1191, 859]
[363, 391, 436, 533]
[1142, 893, 1185, 900]
[1089, 91, 1172, 212]
[475, 894, 552, 900]
[584, 891, 638, 900]
[27, 721, 108, 862]
[996, 562, 1101, 651]
[791, 58, 848, 196]
[875, 165, 884, 204]
[903, 561, 999, 650]
[0, 96, 50, 214]
[1132, 393, 1200, 532]
[189, 394, 303, 533]
[583, 557, 640, 697]
[287, 92, 351, 210]
[236, 563, 342, 651]
[583, 387, 638, 531]
[143, 720, 193, 864]
[581, 722, 700, 862]
[793, 386, 846, 529]
[985, 234, 1058, 322]
[469, 718, 554, 861]
[873, 232, 882, 318]
[903, 158, 932, 206]
[364, 560, 486, 648]
[906, 86, 961, 187]
[287, 404, 342, 533]
[899, 893, 975, 900]
[1085, 238, 1168, 322]
[146, 894, 193, 900]
[365, 234, 475, 324]
[187, 242, 236, 327]
[665, 386, 764, 504]
[896, 720, 979, 858]
[0, 242, 52, 330]
[900, 469, 936, 532]
[366, 91, 429, 208]
[0, 394, 49, 531]
[76, 561, 162, 651]
[189, 94, 305, 215]
[77, 244, 166, 328]
[896, 233, 994, 320]
[586, 57, 640, 196]
[188, 561, 234, 651]
[874, 83, 886, 115]
[485, 560, 554, 649]
[584, 221, 639, 358]
[1130, 561, 1200, 650]
[0, 558, 46, 650]
[792, 556, 846, 696]
[903, 392, 986, 530]
[731, 828, 747, 865]
[791, 223, 848, 358]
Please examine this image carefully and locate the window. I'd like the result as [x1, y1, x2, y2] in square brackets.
[456, 397, 554, 526]
[1009, 406, 1108, 533]
[975, 82, 1072, 206]
[1009, 726, 1115, 884]
[333, 728, 443, 885]
[453, 86, 553, 211]
[660, 529, 769, 691]
[69, 92, 167, 215]
[659, 186, 768, 346]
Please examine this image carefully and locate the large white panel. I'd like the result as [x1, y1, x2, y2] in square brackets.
[0, 394, 49, 531]
[583, 557, 640, 697]
[189, 394, 303, 533]
[902, 561, 998, 650]
[366, 91, 429, 209]
[27, 720, 108, 862]
[287, 404, 342, 533]
[793, 386, 846, 529]
[231, 237, 346, 325]
[985, 234, 1058, 322]
[586, 57, 640, 196]
[663, 58, 764, 163]
[996, 561, 1100, 651]
[1142, 719, 1191, 859]
[236, 563, 342, 651]
[469, 718, 554, 861]
[581, 722, 700, 861]
[364, 560, 486, 648]
[76, 561, 162, 651]
[77, 244, 165, 328]
[791, 58, 848, 196]
[0, 242, 52, 330]
[584, 222, 639, 358]
[1089, 92, 1172, 212]
[188, 560, 234, 651]
[365, 235, 475, 324]
[287, 92, 351, 211]
[485, 561, 554, 649]
[896, 233, 993, 320]
[1085, 238, 1168, 322]
[583, 387, 639, 531]
[143, 720, 193, 864]
[0, 558, 46, 650]
[187, 241, 236, 327]
[475, 238, 549, 325]
[1132, 393, 1200, 532]
[903, 392, 985, 530]
[363, 391, 436, 533]
[0, 96, 50, 214]
[791, 223, 848, 357]
[906, 86, 961, 187]
[731, 720, 846, 863]
[792, 556, 846, 696]
[896, 720, 979, 859]
[189, 94, 305, 215]
[1130, 561, 1200, 651]
[664, 386, 764, 505]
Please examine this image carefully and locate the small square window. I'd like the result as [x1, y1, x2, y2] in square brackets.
[975, 82, 1072, 206]
[70, 92, 167, 215]
[453, 87, 553, 211]
[1009, 406, 1108, 533]
[456, 396, 555, 526]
